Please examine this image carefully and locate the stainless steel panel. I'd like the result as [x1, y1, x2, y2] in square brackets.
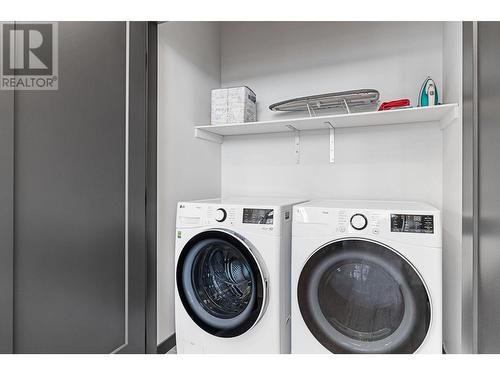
[0, 81, 14, 353]
[477, 21, 500, 354]
[124, 21, 157, 354]
[461, 21, 477, 354]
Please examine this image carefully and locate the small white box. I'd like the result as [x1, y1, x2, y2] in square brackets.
[211, 89, 229, 125]
[211, 86, 256, 125]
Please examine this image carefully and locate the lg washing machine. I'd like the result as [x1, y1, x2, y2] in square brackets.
[175, 197, 304, 353]
[291, 200, 442, 354]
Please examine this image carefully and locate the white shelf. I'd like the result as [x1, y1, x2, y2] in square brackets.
[194, 103, 459, 144]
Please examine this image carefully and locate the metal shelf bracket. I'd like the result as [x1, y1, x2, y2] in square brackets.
[325, 121, 335, 163]
[286, 124, 300, 164]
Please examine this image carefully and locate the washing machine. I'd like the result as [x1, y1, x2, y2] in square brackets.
[291, 200, 442, 354]
[175, 197, 304, 353]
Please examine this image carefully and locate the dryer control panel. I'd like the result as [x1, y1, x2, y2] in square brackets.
[390, 214, 434, 234]
[293, 201, 441, 248]
[336, 210, 381, 235]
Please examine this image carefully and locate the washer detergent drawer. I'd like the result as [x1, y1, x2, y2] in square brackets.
[177, 203, 204, 228]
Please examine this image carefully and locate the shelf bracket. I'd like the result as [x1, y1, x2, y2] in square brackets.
[439, 104, 460, 130]
[325, 121, 335, 163]
[194, 128, 223, 144]
[286, 124, 300, 164]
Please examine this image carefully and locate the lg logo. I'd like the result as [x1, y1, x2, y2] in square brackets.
[0, 22, 58, 90]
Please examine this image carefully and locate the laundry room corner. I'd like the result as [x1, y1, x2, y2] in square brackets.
[156, 21, 222, 350]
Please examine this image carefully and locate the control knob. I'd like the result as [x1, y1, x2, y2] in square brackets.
[215, 208, 227, 222]
[350, 213, 368, 230]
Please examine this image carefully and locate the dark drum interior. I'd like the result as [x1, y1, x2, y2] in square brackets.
[176, 230, 265, 338]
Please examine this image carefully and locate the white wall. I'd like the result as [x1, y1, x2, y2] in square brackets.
[222, 124, 442, 205]
[221, 22, 444, 121]
[157, 22, 221, 345]
[220, 22, 445, 207]
[442, 21, 463, 353]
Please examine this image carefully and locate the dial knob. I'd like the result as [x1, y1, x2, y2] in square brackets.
[215, 208, 227, 222]
[350, 213, 368, 230]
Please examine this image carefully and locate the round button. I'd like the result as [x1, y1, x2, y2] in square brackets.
[350, 213, 368, 230]
[215, 208, 227, 222]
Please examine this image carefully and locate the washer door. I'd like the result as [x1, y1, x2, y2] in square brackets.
[298, 239, 431, 353]
[176, 230, 266, 338]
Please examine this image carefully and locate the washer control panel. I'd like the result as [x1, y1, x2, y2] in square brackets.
[214, 208, 227, 222]
[207, 206, 237, 225]
[178, 202, 286, 236]
[242, 208, 274, 225]
[206, 205, 275, 230]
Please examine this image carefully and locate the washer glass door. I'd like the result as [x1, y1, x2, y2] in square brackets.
[177, 230, 265, 338]
[297, 239, 431, 353]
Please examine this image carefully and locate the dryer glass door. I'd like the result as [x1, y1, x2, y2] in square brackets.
[297, 239, 431, 353]
[177, 230, 265, 338]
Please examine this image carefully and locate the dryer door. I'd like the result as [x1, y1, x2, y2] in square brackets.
[297, 239, 431, 353]
[176, 230, 266, 338]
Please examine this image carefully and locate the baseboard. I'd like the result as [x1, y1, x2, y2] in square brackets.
[157, 333, 176, 354]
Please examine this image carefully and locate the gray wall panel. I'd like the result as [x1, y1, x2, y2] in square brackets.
[13, 22, 126, 353]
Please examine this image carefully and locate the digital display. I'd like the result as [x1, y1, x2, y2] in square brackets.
[243, 208, 274, 225]
[391, 214, 434, 234]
